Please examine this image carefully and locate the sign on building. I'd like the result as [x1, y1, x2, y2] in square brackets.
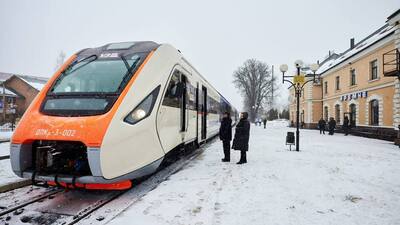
[340, 91, 368, 101]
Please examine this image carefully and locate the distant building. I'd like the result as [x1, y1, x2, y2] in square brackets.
[385, 9, 400, 145]
[289, 9, 400, 141]
[0, 72, 48, 123]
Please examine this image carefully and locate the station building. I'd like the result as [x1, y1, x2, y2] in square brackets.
[289, 9, 400, 141]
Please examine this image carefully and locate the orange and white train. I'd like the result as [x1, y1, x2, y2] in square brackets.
[10, 41, 237, 190]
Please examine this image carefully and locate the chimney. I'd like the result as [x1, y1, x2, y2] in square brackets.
[350, 38, 355, 49]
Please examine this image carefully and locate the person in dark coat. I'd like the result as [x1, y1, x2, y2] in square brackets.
[219, 112, 232, 162]
[232, 112, 250, 164]
[318, 118, 326, 135]
[343, 116, 350, 136]
[328, 117, 336, 135]
[262, 118, 267, 129]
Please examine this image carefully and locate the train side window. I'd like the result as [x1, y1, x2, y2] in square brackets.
[187, 83, 196, 110]
[162, 70, 181, 108]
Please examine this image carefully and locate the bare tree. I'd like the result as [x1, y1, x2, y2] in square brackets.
[233, 59, 277, 122]
[54, 50, 66, 72]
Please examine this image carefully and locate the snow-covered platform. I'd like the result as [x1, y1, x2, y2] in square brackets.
[0, 142, 28, 192]
[109, 120, 400, 225]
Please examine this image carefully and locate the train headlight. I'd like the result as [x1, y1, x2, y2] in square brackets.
[124, 85, 160, 125]
[132, 109, 146, 120]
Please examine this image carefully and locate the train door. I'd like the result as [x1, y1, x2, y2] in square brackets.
[195, 83, 199, 143]
[157, 67, 189, 153]
[201, 86, 207, 140]
[180, 75, 187, 133]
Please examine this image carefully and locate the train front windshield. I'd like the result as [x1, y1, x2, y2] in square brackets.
[41, 54, 143, 116]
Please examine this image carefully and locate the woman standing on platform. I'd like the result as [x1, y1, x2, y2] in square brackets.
[232, 112, 250, 164]
[219, 112, 232, 162]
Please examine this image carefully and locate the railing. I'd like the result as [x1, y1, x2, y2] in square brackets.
[383, 48, 400, 78]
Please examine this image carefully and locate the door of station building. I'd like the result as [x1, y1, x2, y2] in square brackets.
[343, 112, 355, 127]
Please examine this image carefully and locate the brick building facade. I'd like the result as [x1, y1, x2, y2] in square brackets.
[0, 72, 47, 123]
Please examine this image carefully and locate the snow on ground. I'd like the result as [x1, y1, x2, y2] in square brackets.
[0, 142, 10, 157]
[110, 121, 400, 225]
[0, 130, 13, 140]
[0, 159, 24, 186]
[0, 142, 24, 186]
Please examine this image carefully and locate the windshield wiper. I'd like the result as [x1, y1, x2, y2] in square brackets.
[120, 55, 131, 71]
[50, 55, 98, 92]
[65, 55, 98, 74]
[120, 55, 140, 74]
[118, 56, 141, 91]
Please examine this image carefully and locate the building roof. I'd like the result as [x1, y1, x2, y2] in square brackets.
[18, 76, 47, 91]
[387, 8, 400, 21]
[0, 72, 48, 91]
[0, 72, 13, 82]
[0, 87, 18, 97]
[316, 24, 396, 76]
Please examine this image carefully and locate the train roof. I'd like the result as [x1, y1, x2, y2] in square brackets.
[77, 41, 160, 56]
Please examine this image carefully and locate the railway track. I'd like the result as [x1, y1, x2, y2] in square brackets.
[0, 189, 63, 217]
[0, 139, 10, 161]
[0, 155, 9, 160]
[0, 139, 211, 225]
[0, 139, 10, 144]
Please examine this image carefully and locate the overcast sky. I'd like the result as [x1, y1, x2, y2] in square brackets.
[0, 0, 399, 110]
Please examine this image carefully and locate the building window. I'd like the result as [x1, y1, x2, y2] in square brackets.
[370, 60, 378, 80]
[350, 69, 356, 86]
[349, 103, 356, 127]
[324, 81, 328, 94]
[335, 104, 340, 123]
[7, 97, 14, 104]
[335, 76, 340, 90]
[370, 100, 379, 125]
[324, 106, 328, 121]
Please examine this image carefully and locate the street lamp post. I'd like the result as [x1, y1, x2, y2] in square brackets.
[280, 61, 319, 151]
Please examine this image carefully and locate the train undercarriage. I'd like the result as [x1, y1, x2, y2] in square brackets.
[31, 140, 91, 177]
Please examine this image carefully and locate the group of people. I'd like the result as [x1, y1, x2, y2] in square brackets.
[219, 112, 354, 163]
[318, 116, 350, 136]
[219, 111, 250, 164]
[254, 118, 267, 129]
